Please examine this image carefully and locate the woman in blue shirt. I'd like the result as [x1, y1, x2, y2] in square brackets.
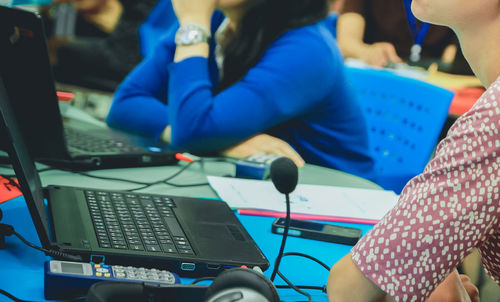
[106, 0, 375, 180]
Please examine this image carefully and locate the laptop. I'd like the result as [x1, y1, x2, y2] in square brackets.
[0, 75, 269, 277]
[0, 5, 177, 170]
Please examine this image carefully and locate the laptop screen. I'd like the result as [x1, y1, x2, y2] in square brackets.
[0, 74, 52, 248]
[0, 6, 67, 158]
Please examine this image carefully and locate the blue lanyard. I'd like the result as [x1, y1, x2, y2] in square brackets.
[403, 0, 429, 61]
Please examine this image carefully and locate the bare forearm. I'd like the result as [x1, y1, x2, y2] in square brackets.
[336, 12, 368, 58]
[338, 36, 371, 59]
[327, 254, 391, 302]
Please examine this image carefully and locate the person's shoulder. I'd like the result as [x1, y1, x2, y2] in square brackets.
[270, 21, 342, 64]
[445, 77, 500, 143]
[251, 22, 344, 89]
[280, 21, 335, 44]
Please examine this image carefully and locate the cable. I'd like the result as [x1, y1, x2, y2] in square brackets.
[0, 289, 31, 302]
[280, 252, 330, 272]
[125, 157, 234, 192]
[270, 193, 291, 282]
[0, 223, 82, 262]
[2, 156, 235, 192]
[0, 223, 85, 302]
[162, 181, 210, 188]
[74, 171, 151, 186]
[277, 270, 312, 302]
[274, 284, 325, 291]
[0, 167, 56, 179]
[57, 157, 234, 192]
[0, 289, 85, 302]
[126, 159, 200, 191]
[271, 252, 331, 301]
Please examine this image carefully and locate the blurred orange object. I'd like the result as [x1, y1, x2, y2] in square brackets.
[56, 91, 74, 102]
[449, 87, 485, 116]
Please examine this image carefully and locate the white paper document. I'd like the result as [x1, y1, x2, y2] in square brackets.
[207, 176, 400, 221]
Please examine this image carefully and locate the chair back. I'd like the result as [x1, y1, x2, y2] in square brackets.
[345, 66, 454, 193]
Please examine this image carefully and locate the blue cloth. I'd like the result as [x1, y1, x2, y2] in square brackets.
[324, 12, 339, 39]
[107, 14, 375, 180]
[138, 0, 177, 57]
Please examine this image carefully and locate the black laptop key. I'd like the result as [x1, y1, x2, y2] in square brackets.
[130, 244, 145, 251]
[179, 249, 194, 255]
[128, 239, 142, 245]
[146, 245, 162, 252]
[176, 244, 191, 251]
[112, 239, 127, 245]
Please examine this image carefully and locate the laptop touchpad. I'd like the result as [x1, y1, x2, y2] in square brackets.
[194, 223, 246, 241]
[191, 223, 255, 258]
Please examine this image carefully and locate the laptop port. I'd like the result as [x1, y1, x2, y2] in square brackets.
[90, 255, 106, 265]
[206, 264, 221, 270]
[90, 157, 102, 167]
[181, 263, 195, 271]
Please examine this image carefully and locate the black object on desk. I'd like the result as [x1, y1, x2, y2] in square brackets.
[271, 218, 361, 245]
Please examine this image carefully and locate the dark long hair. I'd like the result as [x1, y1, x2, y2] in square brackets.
[214, 0, 329, 94]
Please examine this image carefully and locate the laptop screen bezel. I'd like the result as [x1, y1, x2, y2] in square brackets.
[0, 74, 53, 249]
[0, 5, 68, 159]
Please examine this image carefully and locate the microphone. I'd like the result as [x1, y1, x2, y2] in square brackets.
[270, 157, 298, 195]
[269, 157, 298, 282]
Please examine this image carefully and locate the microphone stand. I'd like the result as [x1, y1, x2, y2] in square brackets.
[270, 193, 290, 282]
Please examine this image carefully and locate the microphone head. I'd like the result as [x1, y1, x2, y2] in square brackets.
[270, 157, 298, 195]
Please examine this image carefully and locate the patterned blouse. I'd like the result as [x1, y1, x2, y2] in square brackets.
[351, 77, 500, 302]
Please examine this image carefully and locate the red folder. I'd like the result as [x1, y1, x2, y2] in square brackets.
[0, 176, 22, 204]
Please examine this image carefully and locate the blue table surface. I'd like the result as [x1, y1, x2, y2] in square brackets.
[0, 196, 373, 302]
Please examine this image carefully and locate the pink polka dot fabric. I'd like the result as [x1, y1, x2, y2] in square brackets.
[351, 77, 500, 302]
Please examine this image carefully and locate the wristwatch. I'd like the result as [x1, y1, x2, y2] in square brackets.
[175, 22, 211, 46]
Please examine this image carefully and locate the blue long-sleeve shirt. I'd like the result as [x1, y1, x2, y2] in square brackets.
[107, 15, 375, 180]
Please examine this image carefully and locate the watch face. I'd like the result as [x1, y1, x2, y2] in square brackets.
[181, 30, 202, 44]
[175, 24, 210, 45]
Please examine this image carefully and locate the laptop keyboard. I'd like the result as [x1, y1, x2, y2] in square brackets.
[65, 128, 143, 153]
[85, 190, 194, 255]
